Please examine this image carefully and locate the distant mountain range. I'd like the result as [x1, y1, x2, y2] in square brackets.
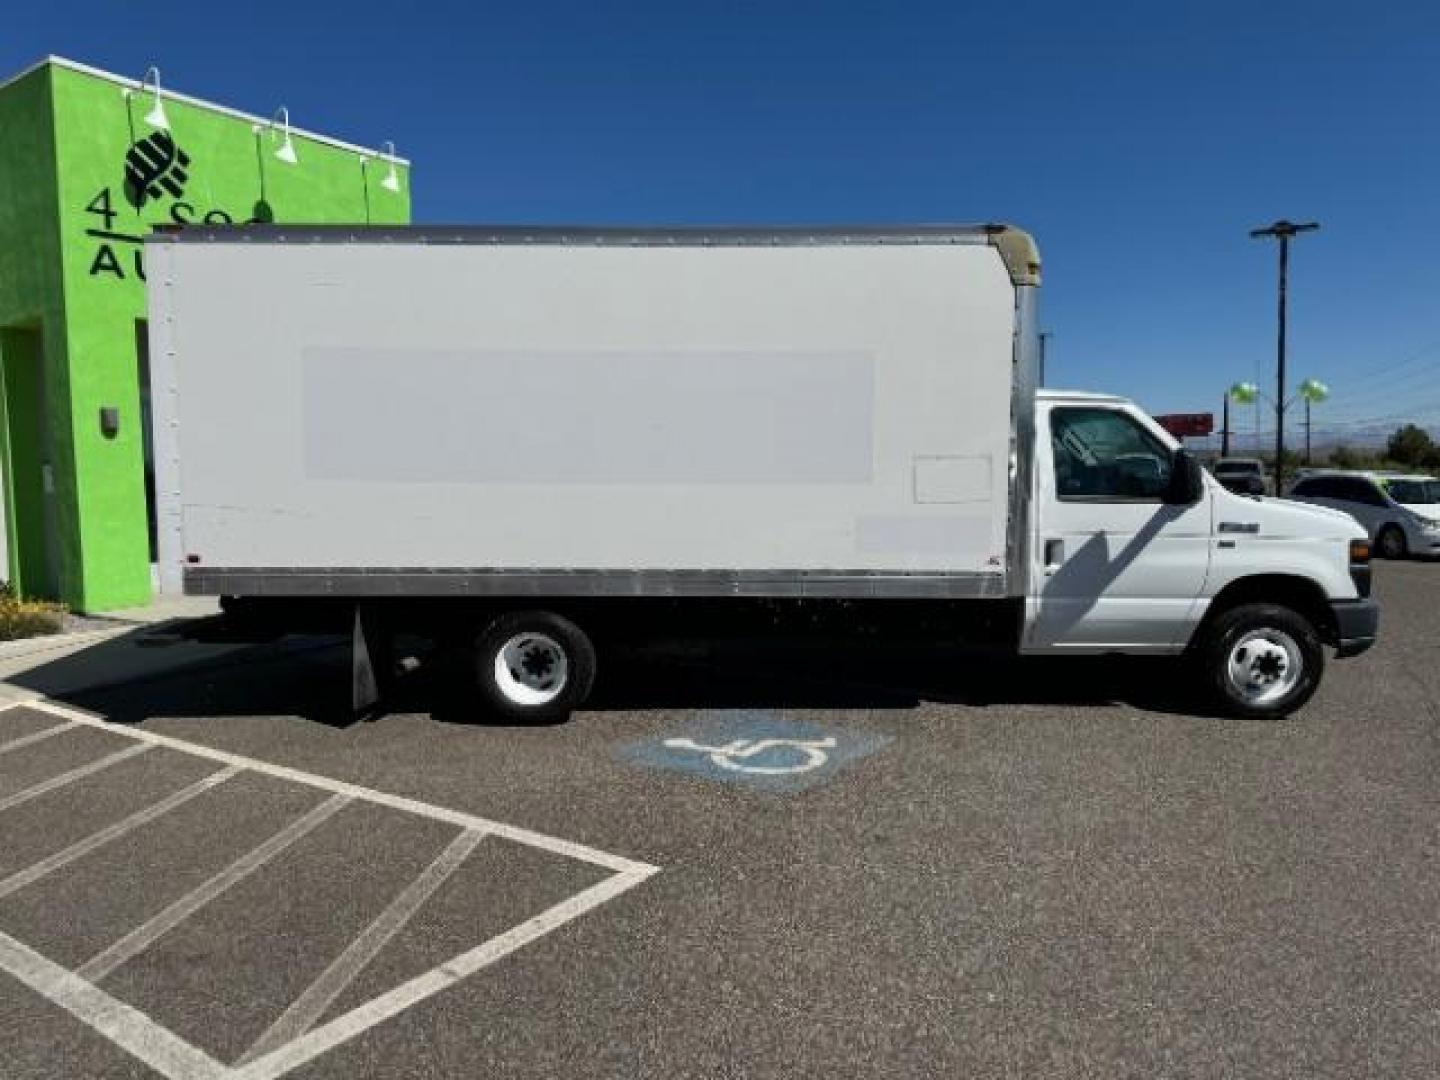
[1309, 422, 1435, 450]
[1199, 419, 1439, 453]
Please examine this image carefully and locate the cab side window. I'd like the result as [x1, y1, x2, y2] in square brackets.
[1050, 407, 1173, 501]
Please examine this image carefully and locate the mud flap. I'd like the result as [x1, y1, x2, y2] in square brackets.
[351, 602, 393, 718]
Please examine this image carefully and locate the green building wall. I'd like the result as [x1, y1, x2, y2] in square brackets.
[0, 66, 67, 602]
[0, 58, 411, 611]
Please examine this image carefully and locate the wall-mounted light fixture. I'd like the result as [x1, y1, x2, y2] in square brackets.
[380, 140, 402, 193]
[123, 66, 169, 131]
[253, 106, 298, 165]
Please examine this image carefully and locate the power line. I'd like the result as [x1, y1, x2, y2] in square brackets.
[1253, 341, 1440, 429]
[1324, 338, 1440, 384]
[1326, 411, 1440, 430]
[1325, 358, 1440, 411]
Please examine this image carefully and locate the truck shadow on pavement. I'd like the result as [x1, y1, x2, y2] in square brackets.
[17, 616, 1229, 727]
[584, 645, 1223, 719]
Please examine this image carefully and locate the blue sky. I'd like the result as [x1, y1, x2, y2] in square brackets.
[8, 1, 1440, 441]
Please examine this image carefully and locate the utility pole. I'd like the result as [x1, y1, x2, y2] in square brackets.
[1298, 378, 1329, 466]
[1304, 398, 1315, 463]
[1250, 219, 1319, 494]
[1220, 392, 1231, 456]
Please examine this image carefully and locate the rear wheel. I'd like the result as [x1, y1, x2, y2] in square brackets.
[1376, 525, 1408, 560]
[473, 610, 596, 722]
[1201, 603, 1324, 718]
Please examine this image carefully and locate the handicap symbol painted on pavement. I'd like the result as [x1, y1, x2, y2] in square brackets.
[662, 735, 838, 775]
[619, 712, 891, 791]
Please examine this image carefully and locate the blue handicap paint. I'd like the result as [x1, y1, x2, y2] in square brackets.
[619, 711, 892, 791]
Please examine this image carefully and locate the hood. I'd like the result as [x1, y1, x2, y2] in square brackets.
[1396, 502, 1440, 519]
[1213, 486, 1366, 538]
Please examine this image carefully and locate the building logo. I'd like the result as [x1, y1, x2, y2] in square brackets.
[123, 130, 192, 208]
[82, 131, 258, 282]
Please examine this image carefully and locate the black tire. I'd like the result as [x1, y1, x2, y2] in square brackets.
[1200, 602, 1325, 719]
[473, 610, 596, 722]
[1376, 525, 1408, 560]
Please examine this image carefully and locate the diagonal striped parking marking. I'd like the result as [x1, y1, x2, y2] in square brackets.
[76, 793, 354, 983]
[0, 698, 658, 1080]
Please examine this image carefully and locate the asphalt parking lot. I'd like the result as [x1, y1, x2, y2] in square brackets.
[1, 563, 1437, 1079]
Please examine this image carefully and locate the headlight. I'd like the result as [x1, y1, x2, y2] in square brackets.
[1415, 515, 1440, 530]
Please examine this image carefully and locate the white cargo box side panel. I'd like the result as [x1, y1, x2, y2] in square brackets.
[157, 239, 1017, 590]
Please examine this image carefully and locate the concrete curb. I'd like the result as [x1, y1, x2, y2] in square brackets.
[0, 632, 344, 703]
[0, 627, 133, 663]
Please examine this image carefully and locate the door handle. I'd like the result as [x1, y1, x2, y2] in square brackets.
[1044, 538, 1065, 573]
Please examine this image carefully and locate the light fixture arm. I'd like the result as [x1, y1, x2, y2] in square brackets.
[259, 106, 299, 165]
[124, 65, 170, 130]
[378, 140, 402, 193]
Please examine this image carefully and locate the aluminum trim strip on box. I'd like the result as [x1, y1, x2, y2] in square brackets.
[1005, 285, 1041, 599]
[147, 223, 1003, 247]
[185, 567, 1009, 600]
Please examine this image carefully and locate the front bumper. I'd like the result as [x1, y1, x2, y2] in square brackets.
[1411, 527, 1440, 555]
[1331, 598, 1379, 658]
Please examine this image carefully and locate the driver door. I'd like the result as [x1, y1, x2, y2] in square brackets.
[1025, 403, 1213, 651]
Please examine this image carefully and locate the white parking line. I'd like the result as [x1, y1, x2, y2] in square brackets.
[22, 699, 646, 874]
[0, 719, 80, 756]
[232, 864, 656, 1080]
[239, 827, 487, 1064]
[0, 764, 243, 902]
[0, 741, 152, 813]
[77, 793, 354, 983]
[0, 928, 230, 1080]
[0, 698, 659, 1079]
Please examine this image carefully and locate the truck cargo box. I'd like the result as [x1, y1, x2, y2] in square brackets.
[147, 225, 1040, 600]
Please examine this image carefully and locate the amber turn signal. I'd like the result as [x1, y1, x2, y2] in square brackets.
[1349, 539, 1371, 564]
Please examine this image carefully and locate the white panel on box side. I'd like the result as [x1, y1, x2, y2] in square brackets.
[160, 241, 1016, 578]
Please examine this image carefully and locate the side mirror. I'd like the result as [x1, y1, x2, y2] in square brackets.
[1163, 448, 1205, 505]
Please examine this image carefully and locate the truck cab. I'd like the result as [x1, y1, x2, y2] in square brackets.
[1024, 389, 1377, 716]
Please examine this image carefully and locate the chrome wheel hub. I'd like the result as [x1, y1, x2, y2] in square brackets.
[494, 632, 568, 707]
[1225, 629, 1302, 706]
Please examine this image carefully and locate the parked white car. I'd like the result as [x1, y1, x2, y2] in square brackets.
[1379, 473, 1440, 515]
[1286, 471, 1440, 559]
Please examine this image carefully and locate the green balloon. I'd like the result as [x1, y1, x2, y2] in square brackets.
[1229, 382, 1260, 404]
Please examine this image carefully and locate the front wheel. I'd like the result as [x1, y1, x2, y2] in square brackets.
[473, 610, 597, 722]
[1376, 525, 1408, 560]
[1200, 603, 1324, 719]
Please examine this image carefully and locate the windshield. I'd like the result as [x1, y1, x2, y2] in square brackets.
[1381, 478, 1440, 505]
[1214, 462, 1261, 476]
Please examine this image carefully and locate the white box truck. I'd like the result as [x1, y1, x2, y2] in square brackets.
[145, 223, 1377, 719]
